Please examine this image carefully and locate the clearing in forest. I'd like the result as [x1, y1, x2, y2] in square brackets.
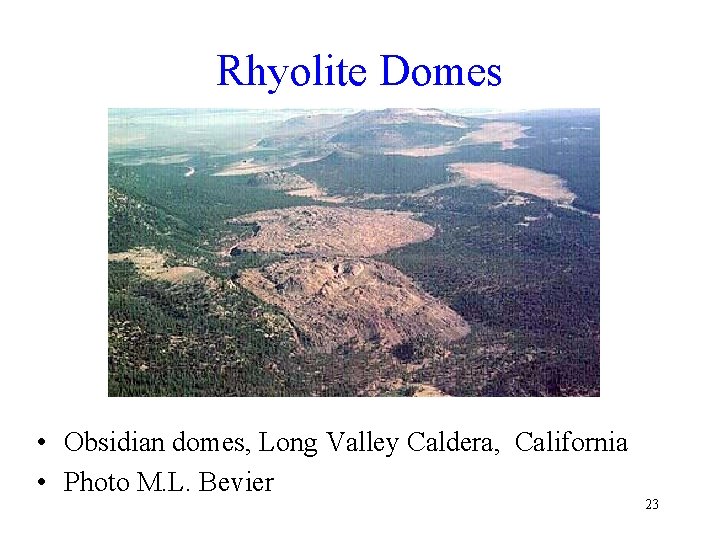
[108, 248, 208, 284]
[385, 121, 530, 156]
[458, 122, 531, 149]
[447, 162, 575, 204]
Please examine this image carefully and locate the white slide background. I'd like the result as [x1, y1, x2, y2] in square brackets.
[2, 1, 718, 538]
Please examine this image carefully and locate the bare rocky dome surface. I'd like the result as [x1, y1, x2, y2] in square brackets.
[227, 204, 469, 353]
[228, 206, 435, 257]
[238, 257, 471, 351]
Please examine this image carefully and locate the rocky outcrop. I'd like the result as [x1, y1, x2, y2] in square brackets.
[228, 206, 435, 257]
[237, 257, 470, 351]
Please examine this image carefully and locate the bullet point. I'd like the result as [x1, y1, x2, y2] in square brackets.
[38, 478, 45, 485]
[38, 438, 45, 445]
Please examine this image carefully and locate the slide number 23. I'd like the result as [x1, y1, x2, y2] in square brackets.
[645, 499, 659, 510]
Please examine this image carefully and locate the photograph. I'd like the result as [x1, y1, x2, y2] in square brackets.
[108, 107, 600, 397]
